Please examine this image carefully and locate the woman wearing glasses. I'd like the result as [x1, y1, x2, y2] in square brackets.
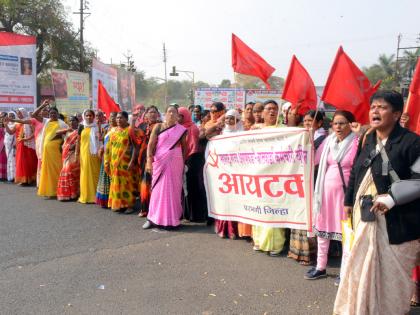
[305, 110, 360, 281]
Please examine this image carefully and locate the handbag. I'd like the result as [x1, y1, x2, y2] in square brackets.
[377, 139, 420, 206]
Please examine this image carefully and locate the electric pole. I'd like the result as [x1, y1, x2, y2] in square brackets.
[163, 43, 168, 106]
[123, 50, 136, 72]
[395, 33, 420, 91]
[395, 33, 402, 88]
[74, 0, 90, 72]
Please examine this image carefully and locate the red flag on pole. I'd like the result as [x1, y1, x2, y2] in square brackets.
[97, 80, 120, 117]
[232, 33, 275, 89]
[405, 58, 420, 135]
[282, 55, 317, 115]
[321, 46, 381, 124]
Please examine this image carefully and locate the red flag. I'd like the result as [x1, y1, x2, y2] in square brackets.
[232, 34, 275, 89]
[282, 55, 317, 115]
[321, 46, 381, 124]
[97, 80, 120, 117]
[405, 58, 420, 135]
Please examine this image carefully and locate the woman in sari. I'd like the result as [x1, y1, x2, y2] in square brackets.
[305, 110, 360, 281]
[104, 111, 140, 212]
[288, 110, 326, 265]
[213, 109, 244, 238]
[37, 106, 68, 198]
[4, 112, 16, 182]
[334, 91, 420, 315]
[178, 107, 207, 222]
[78, 109, 101, 204]
[96, 112, 117, 208]
[57, 116, 80, 201]
[4, 109, 37, 185]
[0, 114, 7, 180]
[136, 106, 160, 217]
[143, 105, 187, 229]
[251, 100, 287, 256]
[237, 103, 257, 239]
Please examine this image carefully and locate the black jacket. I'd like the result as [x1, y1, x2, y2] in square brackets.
[344, 124, 420, 245]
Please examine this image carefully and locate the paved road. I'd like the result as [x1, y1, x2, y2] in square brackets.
[0, 183, 418, 315]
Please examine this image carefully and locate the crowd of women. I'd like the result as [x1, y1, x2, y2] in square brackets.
[0, 89, 419, 314]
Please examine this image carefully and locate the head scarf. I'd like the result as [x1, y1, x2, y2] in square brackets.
[178, 107, 194, 128]
[222, 109, 244, 134]
[82, 109, 100, 155]
[178, 107, 199, 157]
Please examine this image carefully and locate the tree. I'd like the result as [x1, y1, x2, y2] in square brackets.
[0, 0, 95, 75]
[363, 53, 396, 89]
[218, 79, 232, 88]
[235, 74, 284, 89]
[401, 49, 420, 82]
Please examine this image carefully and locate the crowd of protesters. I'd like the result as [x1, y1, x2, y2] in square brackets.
[0, 90, 419, 314]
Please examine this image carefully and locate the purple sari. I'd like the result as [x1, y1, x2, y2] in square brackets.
[147, 123, 187, 227]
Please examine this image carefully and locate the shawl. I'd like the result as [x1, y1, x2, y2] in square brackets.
[82, 109, 100, 155]
[204, 110, 225, 130]
[314, 132, 356, 214]
[178, 107, 199, 157]
[222, 109, 244, 134]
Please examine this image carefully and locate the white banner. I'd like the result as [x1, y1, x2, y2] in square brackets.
[92, 59, 118, 109]
[204, 128, 314, 230]
[0, 33, 37, 112]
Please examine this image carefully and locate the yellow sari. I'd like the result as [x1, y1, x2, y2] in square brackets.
[78, 127, 101, 203]
[38, 121, 63, 197]
[252, 125, 286, 253]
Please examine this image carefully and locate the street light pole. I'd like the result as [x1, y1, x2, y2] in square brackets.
[170, 66, 195, 104]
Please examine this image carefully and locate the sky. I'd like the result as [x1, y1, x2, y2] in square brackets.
[63, 0, 420, 86]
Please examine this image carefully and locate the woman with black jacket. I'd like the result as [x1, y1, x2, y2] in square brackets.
[334, 90, 420, 315]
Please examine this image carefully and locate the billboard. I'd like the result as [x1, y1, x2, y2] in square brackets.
[92, 59, 118, 109]
[245, 89, 282, 104]
[194, 88, 245, 110]
[117, 68, 136, 112]
[0, 32, 37, 112]
[51, 69, 89, 114]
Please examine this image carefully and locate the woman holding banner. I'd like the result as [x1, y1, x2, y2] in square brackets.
[211, 109, 244, 238]
[78, 110, 101, 204]
[142, 105, 187, 229]
[288, 110, 326, 265]
[305, 110, 360, 281]
[252, 100, 287, 256]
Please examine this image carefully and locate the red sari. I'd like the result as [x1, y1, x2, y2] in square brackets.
[15, 124, 37, 184]
[57, 130, 80, 201]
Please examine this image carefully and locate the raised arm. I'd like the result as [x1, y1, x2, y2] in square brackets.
[31, 100, 49, 122]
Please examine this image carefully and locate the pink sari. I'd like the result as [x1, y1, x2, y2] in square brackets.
[147, 123, 186, 227]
